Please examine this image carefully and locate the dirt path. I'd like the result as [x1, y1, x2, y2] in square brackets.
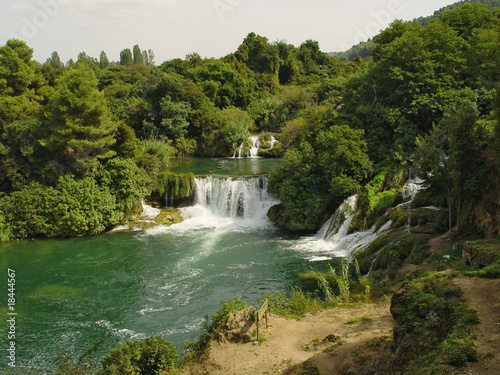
[209, 303, 393, 375]
[199, 275, 500, 375]
[453, 277, 500, 375]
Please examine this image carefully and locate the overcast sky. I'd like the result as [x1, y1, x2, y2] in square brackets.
[1, 0, 456, 64]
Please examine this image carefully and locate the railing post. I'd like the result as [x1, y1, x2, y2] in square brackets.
[255, 298, 268, 341]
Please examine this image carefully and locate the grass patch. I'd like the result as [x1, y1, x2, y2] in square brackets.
[260, 289, 323, 318]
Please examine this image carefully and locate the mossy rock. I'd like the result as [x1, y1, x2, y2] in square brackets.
[163, 173, 195, 207]
[135, 221, 160, 230]
[156, 209, 182, 226]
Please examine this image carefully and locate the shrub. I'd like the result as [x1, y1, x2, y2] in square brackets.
[98, 158, 151, 216]
[102, 335, 178, 375]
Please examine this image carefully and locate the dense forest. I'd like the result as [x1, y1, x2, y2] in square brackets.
[0, 1, 498, 241]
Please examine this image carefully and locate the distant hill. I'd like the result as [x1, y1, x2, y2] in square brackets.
[330, 0, 500, 61]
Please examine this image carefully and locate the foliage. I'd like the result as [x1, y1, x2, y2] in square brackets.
[102, 334, 178, 375]
[268, 116, 372, 232]
[1, 175, 121, 238]
[42, 63, 118, 176]
[414, 103, 497, 235]
[98, 157, 151, 216]
[0, 39, 46, 192]
[260, 289, 323, 318]
[389, 275, 480, 372]
[138, 136, 176, 175]
[310, 259, 378, 304]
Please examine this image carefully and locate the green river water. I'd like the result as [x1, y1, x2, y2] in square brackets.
[0, 158, 347, 373]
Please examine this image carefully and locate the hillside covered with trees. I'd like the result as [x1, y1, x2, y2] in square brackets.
[0, 2, 498, 241]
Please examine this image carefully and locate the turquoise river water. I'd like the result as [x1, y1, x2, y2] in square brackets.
[0, 158, 350, 373]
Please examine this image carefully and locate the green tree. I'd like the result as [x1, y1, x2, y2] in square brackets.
[98, 157, 151, 216]
[42, 64, 118, 176]
[133, 44, 143, 65]
[100, 51, 110, 69]
[120, 48, 133, 66]
[268, 115, 372, 231]
[0, 39, 46, 191]
[218, 107, 253, 153]
[159, 96, 192, 139]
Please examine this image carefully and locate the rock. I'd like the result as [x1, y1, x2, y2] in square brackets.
[156, 209, 182, 226]
[462, 241, 497, 268]
[216, 307, 255, 344]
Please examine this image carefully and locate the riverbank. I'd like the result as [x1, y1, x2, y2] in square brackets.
[178, 235, 500, 375]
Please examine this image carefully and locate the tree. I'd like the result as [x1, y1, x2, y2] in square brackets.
[100, 51, 110, 69]
[0, 39, 46, 191]
[133, 44, 143, 65]
[120, 48, 133, 66]
[415, 103, 492, 233]
[159, 96, 192, 139]
[147, 49, 155, 66]
[42, 64, 118, 176]
[47, 51, 63, 69]
[268, 115, 372, 231]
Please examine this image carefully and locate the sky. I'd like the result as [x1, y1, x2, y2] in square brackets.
[1, 0, 457, 64]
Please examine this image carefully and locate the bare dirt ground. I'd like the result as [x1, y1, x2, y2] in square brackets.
[453, 276, 500, 375]
[208, 302, 393, 375]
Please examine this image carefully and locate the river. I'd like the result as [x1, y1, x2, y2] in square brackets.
[0, 158, 351, 373]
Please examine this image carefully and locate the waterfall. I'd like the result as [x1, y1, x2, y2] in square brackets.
[140, 200, 161, 220]
[193, 175, 277, 219]
[269, 135, 277, 150]
[316, 195, 359, 241]
[232, 143, 244, 158]
[248, 135, 261, 158]
[295, 194, 391, 260]
[402, 176, 425, 201]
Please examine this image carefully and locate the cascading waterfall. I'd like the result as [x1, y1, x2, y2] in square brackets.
[309, 174, 427, 260]
[248, 135, 261, 158]
[193, 175, 277, 219]
[269, 135, 277, 150]
[316, 194, 359, 242]
[232, 143, 244, 158]
[296, 194, 392, 260]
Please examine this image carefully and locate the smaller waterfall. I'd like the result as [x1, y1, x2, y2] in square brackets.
[248, 135, 261, 158]
[317, 195, 359, 242]
[295, 194, 392, 260]
[402, 176, 425, 201]
[269, 135, 277, 150]
[232, 143, 244, 158]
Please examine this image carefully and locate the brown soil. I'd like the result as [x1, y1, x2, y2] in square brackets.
[207, 302, 393, 375]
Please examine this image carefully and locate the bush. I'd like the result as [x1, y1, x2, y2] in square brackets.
[390, 275, 479, 372]
[1, 173, 128, 239]
[102, 335, 178, 375]
[98, 158, 151, 216]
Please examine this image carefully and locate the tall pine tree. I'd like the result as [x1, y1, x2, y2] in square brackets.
[42, 64, 117, 176]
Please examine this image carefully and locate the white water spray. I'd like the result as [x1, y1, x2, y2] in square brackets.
[193, 175, 276, 219]
[248, 135, 261, 158]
